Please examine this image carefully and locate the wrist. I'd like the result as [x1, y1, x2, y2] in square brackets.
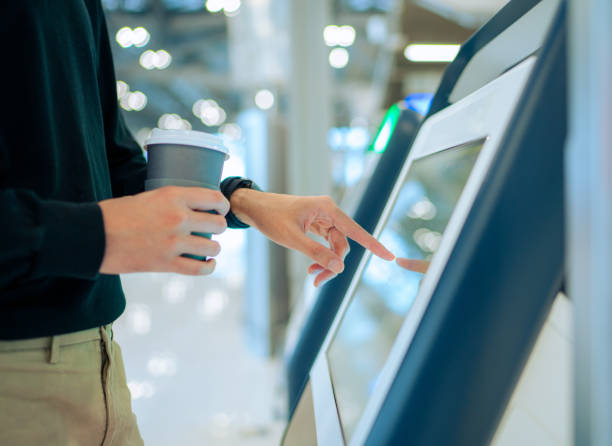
[229, 187, 260, 227]
[220, 176, 263, 228]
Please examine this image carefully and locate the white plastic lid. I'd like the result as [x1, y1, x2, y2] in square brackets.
[144, 128, 229, 159]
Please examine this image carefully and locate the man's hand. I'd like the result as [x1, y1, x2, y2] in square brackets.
[98, 186, 230, 276]
[230, 189, 395, 286]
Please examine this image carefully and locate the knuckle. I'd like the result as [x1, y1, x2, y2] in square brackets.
[165, 235, 181, 252]
[164, 209, 186, 229]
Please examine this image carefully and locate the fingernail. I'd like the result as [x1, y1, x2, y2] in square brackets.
[200, 259, 215, 274]
[328, 259, 344, 274]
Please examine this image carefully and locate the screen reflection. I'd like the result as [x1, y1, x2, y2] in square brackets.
[327, 139, 484, 443]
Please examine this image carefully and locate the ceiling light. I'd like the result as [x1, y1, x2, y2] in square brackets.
[403, 44, 460, 63]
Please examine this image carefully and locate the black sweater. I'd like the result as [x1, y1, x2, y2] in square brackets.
[0, 1, 147, 339]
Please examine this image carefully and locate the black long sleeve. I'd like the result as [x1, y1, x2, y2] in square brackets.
[0, 1, 144, 339]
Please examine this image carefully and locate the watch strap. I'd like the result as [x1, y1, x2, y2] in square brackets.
[220, 176, 262, 229]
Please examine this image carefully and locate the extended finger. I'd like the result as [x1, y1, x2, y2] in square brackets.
[327, 206, 394, 261]
[183, 188, 230, 216]
[177, 235, 221, 258]
[294, 230, 345, 274]
[170, 257, 216, 276]
[186, 211, 227, 235]
[396, 257, 430, 273]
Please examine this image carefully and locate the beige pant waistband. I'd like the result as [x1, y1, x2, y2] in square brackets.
[0, 325, 112, 353]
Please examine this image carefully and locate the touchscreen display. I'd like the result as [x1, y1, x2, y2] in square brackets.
[327, 139, 485, 442]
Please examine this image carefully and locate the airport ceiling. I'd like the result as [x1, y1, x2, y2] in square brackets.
[103, 0, 508, 136]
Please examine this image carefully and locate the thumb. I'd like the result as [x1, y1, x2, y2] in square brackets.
[296, 233, 345, 274]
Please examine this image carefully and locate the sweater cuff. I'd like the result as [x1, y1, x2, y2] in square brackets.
[35, 201, 106, 279]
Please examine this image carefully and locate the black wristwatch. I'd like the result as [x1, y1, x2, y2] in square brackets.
[219, 176, 262, 229]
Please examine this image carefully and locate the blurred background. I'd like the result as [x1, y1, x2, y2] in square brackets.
[103, 0, 508, 444]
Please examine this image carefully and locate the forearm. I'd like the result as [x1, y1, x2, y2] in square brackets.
[225, 189, 394, 287]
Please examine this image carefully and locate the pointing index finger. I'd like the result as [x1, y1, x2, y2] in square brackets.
[331, 206, 394, 261]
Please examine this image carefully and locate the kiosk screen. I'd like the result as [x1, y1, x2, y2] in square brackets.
[327, 139, 485, 442]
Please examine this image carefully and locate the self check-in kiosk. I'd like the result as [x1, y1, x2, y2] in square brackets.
[285, 103, 423, 416]
[283, 0, 566, 444]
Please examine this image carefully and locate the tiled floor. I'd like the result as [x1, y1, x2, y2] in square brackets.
[114, 229, 286, 445]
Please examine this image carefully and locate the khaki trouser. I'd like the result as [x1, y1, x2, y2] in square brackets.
[0, 325, 144, 446]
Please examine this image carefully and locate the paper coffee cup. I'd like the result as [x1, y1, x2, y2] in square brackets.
[144, 128, 230, 261]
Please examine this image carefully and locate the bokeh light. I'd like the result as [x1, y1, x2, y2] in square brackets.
[205, 0, 241, 14]
[127, 380, 156, 400]
[254, 89, 274, 110]
[158, 113, 192, 130]
[139, 49, 172, 70]
[115, 26, 150, 48]
[193, 99, 227, 126]
[127, 91, 147, 111]
[329, 47, 350, 69]
[324, 25, 356, 47]
[125, 303, 152, 335]
[147, 353, 178, 377]
[116, 80, 129, 99]
[220, 123, 243, 141]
